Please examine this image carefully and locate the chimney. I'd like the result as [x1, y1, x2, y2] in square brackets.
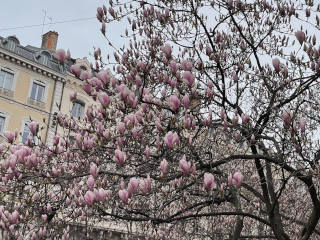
[41, 31, 58, 51]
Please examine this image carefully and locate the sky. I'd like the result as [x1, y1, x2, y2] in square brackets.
[0, 0, 125, 61]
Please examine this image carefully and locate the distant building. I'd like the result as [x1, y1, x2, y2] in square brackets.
[0, 31, 93, 145]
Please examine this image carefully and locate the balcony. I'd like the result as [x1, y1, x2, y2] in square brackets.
[0, 87, 14, 99]
[27, 97, 45, 109]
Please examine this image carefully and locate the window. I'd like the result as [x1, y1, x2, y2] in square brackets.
[0, 69, 14, 90]
[21, 121, 37, 144]
[71, 101, 85, 118]
[30, 82, 45, 102]
[21, 122, 31, 144]
[80, 65, 87, 71]
[0, 116, 5, 134]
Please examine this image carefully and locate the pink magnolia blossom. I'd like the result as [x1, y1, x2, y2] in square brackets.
[164, 131, 180, 148]
[300, 118, 306, 132]
[160, 159, 168, 176]
[11, 211, 19, 224]
[114, 149, 127, 165]
[97, 188, 107, 202]
[80, 71, 90, 80]
[90, 163, 99, 178]
[282, 109, 292, 128]
[32, 192, 40, 202]
[183, 71, 195, 87]
[83, 82, 92, 95]
[85, 191, 95, 205]
[182, 94, 190, 108]
[128, 178, 139, 195]
[98, 92, 110, 107]
[272, 58, 281, 73]
[144, 147, 151, 159]
[162, 44, 172, 59]
[140, 175, 152, 194]
[228, 172, 244, 187]
[117, 122, 126, 135]
[87, 176, 95, 189]
[155, 118, 163, 131]
[4, 131, 15, 143]
[118, 84, 130, 100]
[241, 113, 250, 124]
[118, 189, 129, 204]
[181, 60, 193, 71]
[53, 135, 60, 145]
[295, 31, 305, 45]
[28, 122, 38, 136]
[168, 95, 180, 111]
[179, 155, 192, 175]
[69, 92, 77, 102]
[233, 172, 244, 187]
[54, 49, 66, 63]
[170, 60, 178, 73]
[97, 71, 110, 85]
[42, 214, 47, 222]
[70, 65, 81, 78]
[203, 173, 215, 191]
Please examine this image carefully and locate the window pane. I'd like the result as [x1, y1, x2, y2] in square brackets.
[4, 72, 13, 90]
[0, 116, 5, 133]
[78, 104, 83, 117]
[22, 124, 30, 143]
[72, 102, 84, 118]
[71, 104, 77, 117]
[0, 71, 5, 88]
[30, 83, 37, 100]
[30, 83, 45, 101]
[36, 85, 44, 102]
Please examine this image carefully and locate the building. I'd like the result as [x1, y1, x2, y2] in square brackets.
[0, 31, 94, 146]
[0, 31, 140, 240]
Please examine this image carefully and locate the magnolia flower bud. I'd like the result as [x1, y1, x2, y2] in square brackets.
[295, 31, 305, 45]
[28, 122, 39, 136]
[272, 58, 281, 72]
[203, 173, 215, 191]
[160, 159, 168, 176]
[54, 49, 67, 64]
[179, 155, 191, 175]
[168, 95, 180, 111]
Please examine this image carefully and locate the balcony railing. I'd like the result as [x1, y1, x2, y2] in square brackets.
[0, 87, 14, 98]
[27, 97, 45, 109]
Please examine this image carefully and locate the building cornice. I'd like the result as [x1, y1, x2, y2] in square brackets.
[0, 47, 66, 83]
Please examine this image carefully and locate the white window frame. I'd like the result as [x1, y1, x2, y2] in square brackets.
[20, 119, 38, 144]
[71, 100, 85, 119]
[0, 111, 9, 135]
[0, 66, 19, 92]
[0, 64, 19, 93]
[28, 78, 49, 103]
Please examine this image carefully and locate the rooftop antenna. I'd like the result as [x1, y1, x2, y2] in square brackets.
[47, 16, 53, 30]
[41, 9, 53, 36]
[41, 9, 47, 36]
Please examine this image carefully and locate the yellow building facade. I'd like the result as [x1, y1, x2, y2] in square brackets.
[0, 32, 96, 145]
[0, 33, 65, 144]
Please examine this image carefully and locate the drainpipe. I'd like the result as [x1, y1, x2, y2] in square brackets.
[45, 78, 57, 144]
[55, 80, 65, 135]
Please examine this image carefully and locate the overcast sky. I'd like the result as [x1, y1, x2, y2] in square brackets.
[0, 0, 125, 61]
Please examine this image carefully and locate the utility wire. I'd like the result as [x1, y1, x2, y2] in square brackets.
[0, 17, 96, 32]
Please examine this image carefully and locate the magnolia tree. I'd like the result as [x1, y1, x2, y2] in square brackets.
[1, 0, 320, 239]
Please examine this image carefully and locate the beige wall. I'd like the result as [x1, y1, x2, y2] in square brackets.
[0, 98, 48, 141]
[60, 77, 93, 117]
[0, 57, 57, 143]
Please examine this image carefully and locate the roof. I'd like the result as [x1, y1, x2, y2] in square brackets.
[0, 35, 73, 74]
